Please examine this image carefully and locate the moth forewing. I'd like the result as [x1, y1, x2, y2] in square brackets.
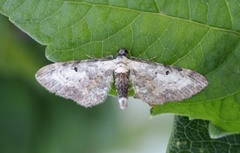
[128, 59, 208, 105]
[35, 59, 115, 108]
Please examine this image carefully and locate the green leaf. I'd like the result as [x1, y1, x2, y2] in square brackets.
[1, 0, 240, 135]
[167, 116, 240, 153]
[208, 122, 236, 139]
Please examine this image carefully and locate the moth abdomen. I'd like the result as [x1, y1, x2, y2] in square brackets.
[114, 72, 129, 109]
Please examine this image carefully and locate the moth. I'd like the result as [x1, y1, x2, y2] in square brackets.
[35, 48, 208, 109]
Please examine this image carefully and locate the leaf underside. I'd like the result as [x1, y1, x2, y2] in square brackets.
[167, 116, 240, 153]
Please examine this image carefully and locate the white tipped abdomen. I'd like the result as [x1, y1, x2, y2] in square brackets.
[119, 97, 128, 109]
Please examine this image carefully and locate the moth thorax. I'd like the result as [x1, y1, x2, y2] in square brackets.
[114, 70, 129, 109]
[114, 63, 128, 73]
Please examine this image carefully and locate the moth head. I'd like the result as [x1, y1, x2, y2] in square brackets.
[115, 48, 129, 58]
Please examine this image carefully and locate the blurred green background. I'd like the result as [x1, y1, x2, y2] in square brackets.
[0, 14, 173, 153]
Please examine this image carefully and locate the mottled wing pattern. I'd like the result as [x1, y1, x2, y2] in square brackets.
[128, 59, 208, 105]
[35, 59, 115, 107]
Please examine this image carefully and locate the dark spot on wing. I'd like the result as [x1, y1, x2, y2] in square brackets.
[105, 69, 114, 76]
[166, 71, 169, 75]
[130, 69, 138, 76]
[188, 71, 199, 78]
[175, 67, 182, 71]
[62, 62, 68, 66]
[74, 67, 78, 72]
[164, 65, 171, 69]
[164, 64, 183, 72]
